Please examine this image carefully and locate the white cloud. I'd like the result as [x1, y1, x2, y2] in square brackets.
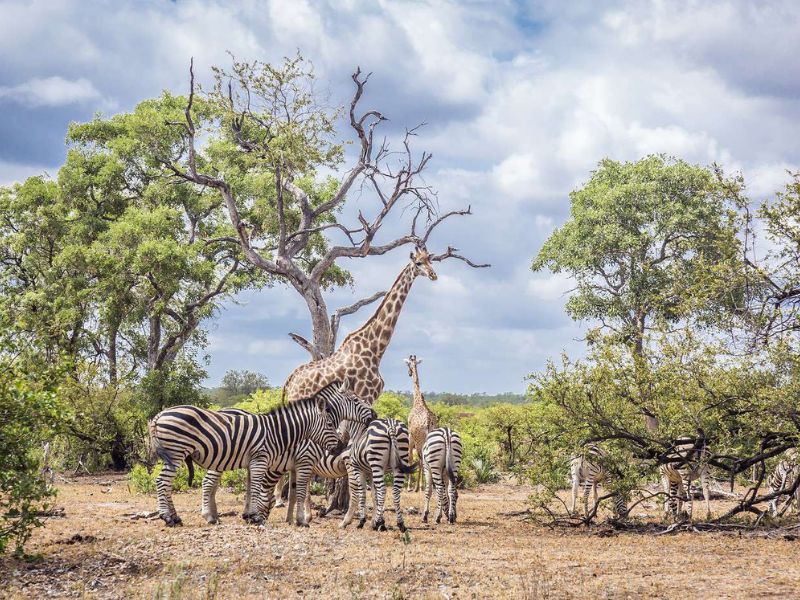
[0, 76, 101, 107]
[1, 0, 799, 392]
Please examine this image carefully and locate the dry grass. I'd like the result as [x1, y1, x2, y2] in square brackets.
[1, 474, 799, 599]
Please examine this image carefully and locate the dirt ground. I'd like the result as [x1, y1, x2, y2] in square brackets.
[1, 474, 799, 599]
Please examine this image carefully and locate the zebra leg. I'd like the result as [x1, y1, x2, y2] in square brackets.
[246, 461, 277, 524]
[340, 465, 361, 529]
[448, 475, 458, 524]
[371, 465, 387, 531]
[570, 465, 580, 515]
[683, 475, 694, 520]
[392, 468, 407, 532]
[285, 469, 297, 525]
[274, 474, 287, 508]
[422, 464, 433, 523]
[429, 467, 446, 524]
[155, 461, 181, 526]
[201, 470, 222, 524]
[582, 481, 591, 518]
[304, 481, 314, 525]
[293, 466, 313, 527]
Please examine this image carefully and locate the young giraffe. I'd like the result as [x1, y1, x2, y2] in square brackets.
[405, 355, 438, 492]
[284, 245, 438, 405]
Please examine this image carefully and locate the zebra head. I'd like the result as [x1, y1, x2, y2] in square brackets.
[321, 380, 377, 427]
[308, 391, 345, 457]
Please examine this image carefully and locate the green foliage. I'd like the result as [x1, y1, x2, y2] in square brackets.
[128, 462, 205, 494]
[533, 155, 745, 351]
[374, 391, 410, 421]
[232, 388, 284, 413]
[0, 356, 64, 555]
[220, 469, 247, 494]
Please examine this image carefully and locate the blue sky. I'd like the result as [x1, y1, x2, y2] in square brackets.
[1, 1, 799, 393]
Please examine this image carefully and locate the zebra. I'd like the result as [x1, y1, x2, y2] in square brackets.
[660, 437, 711, 521]
[341, 418, 415, 532]
[148, 381, 373, 526]
[203, 390, 377, 526]
[569, 445, 627, 519]
[768, 448, 800, 516]
[421, 427, 463, 525]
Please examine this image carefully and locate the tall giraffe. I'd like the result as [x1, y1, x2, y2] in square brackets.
[284, 245, 438, 405]
[405, 354, 438, 492]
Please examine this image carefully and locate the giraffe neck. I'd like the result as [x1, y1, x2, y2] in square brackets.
[411, 367, 426, 407]
[342, 263, 417, 360]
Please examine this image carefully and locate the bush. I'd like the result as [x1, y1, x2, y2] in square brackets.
[220, 469, 247, 494]
[374, 391, 409, 421]
[233, 388, 284, 413]
[128, 461, 205, 494]
[0, 359, 64, 556]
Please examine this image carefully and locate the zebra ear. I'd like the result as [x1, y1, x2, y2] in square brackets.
[315, 395, 327, 414]
[339, 378, 352, 394]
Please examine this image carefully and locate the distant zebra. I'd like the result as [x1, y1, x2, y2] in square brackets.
[768, 448, 800, 516]
[569, 445, 627, 519]
[660, 437, 711, 521]
[148, 381, 372, 526]
[421, 428, 462, 525]
[341, 418, 415, 532]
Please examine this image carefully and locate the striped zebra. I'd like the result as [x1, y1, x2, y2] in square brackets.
[569, 445, 627, 519]
[148, 381, 372, 526]
[660, 437, 711, 521]
[768, 448, 800, 516]
[341, 418, 415, 532]
[421, 427, 462, 525]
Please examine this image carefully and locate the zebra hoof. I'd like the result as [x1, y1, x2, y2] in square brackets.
[357, 518, 366, 529]
[398, 521, 407, 533]
[164, 516, 182, 527]
[421, 512, 429, 523]
[296, 521, 310, 528]
[372, 519, 387, 532]
[448, 514, 456, 524]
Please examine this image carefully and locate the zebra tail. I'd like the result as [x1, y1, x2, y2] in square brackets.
[445, 432, 456, 483]
[185, 456, 195, 487]
[148, 417, 177, 471]
[390, 430, 416, 474]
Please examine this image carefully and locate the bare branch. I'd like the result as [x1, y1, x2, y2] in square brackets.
[330, 290, 387, 343]
[288, 332, 323, 361]
[430, 246, 491, 268]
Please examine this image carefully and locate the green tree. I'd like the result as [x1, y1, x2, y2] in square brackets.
[221, 369, 270, 396]
[533, 155, 744, 357]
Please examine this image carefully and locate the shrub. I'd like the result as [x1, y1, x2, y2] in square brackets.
[128, 462, 205, 494]
[220, 469, 247, 494]
[0, 358, 64, 556]
[233, 388, 284, 413]
[374, 391, 409, 421]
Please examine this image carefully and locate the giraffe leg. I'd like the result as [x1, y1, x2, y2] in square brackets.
[201, 470, 222, 524]
[414, 442, 424, 492]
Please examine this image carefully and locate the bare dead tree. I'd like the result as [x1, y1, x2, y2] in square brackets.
[164, 57, 487, 359]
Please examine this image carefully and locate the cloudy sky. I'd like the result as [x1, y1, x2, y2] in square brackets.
[1, 1, 799, 393]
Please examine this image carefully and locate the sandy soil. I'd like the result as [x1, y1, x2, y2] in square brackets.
[1, 474, 799, 599]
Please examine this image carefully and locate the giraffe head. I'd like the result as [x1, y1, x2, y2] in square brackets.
[409, 245, 437, 281]
[404, 354, 422, 377]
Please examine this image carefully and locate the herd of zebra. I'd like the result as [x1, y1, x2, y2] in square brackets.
[147, 381, 464, 531]
[569, 442, 800, 521]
